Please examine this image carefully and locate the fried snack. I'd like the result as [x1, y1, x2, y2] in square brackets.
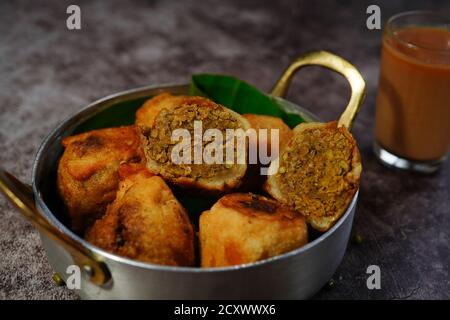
[139, 94, 250, 194]
[85, 164, 195, 266]
[199, 193, 308, 267]
[57, 126, 143, 234]
[265, 121, 361, 232]
[239, 114, 293, 192]
[243, 114, 292, 158]
[135, 92, 184, 128]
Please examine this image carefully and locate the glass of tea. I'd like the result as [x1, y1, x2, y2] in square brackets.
[374, 11, 450, 173]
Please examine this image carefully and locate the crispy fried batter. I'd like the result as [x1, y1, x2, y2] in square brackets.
[138, 93, 250, 194]
[135, 93, 184, 128]
[265, 121, 361, 232]
[57, 126, 143, 234]
[243, 113, 292, 157]
[200, 193, 307, 267]
[85, 163, 195, 266]
[240, 114, 293, 192]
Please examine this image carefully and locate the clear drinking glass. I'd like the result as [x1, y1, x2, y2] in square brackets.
[373, 11, 450, 173]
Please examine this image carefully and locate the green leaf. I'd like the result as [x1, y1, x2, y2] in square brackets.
[189, 74, 305, 128]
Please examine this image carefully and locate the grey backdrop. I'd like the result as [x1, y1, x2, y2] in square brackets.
[0, 0, 449, 299]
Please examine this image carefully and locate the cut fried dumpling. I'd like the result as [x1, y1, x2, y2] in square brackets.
[265, 121, 361, 232]
[85, 164, 195, 266]
[200, 193, 308, 267]
[138, 94, 251, 194]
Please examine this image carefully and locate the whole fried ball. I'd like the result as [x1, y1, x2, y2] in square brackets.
[85, 164, 195, 266]
[200, 193, 307, 267]
[243, 113, 293, 159]
[57, 126, 143, 234]
[240, 114, 293, 192]
[135, 92, 184, 128]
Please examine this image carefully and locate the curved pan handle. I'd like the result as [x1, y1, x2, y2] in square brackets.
[270, 51, 366, 129]
[0, 168, 111, 286]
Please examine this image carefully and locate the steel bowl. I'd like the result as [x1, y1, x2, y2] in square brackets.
[0, 51, 366, 299]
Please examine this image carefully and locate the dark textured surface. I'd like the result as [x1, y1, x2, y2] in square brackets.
[0, 0, 449, 300]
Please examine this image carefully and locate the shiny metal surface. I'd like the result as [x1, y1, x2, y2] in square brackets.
[30, 82, 358, 299]
[1, 52, 365, 299]
[0, 169, 110, 286]
[40, 194, 357, 299]
[271, 51, 366, 130]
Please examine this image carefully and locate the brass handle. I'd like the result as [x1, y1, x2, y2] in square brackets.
[0, 168, 111, 286]
[270, 51, 366, 129]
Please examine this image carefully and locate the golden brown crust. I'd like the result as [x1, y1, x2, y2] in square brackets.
[85, 164, 195, 266]
[199, 193, 308, 267]
[57, 126, 143, 234]
[240, 114, 293, 192]
[138, 93, 250, 194]
[265, 121, 361, 232]
[243, 113, 292, 156]
[135, 93, 184, 128]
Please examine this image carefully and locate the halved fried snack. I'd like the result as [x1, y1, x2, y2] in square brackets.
[138, 94, 250, 194]
[85, 163, 195, 266]
[57, 126, 143, 234]
[265, 121, 361, 232]
[199, 193, 307, 267]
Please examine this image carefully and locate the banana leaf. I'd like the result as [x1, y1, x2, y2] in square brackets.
[189, 74, 305, 128]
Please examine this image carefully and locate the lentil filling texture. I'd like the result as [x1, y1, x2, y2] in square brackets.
[277, 125, 357, 219]
[143, 103, 244, 179]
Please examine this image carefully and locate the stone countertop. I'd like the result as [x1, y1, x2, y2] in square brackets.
[0, 0, 448, 299]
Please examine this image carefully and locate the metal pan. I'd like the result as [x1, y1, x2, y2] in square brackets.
[0, 51, 365, 299]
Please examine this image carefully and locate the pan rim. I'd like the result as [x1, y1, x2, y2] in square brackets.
[32, 82, 358, 274]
